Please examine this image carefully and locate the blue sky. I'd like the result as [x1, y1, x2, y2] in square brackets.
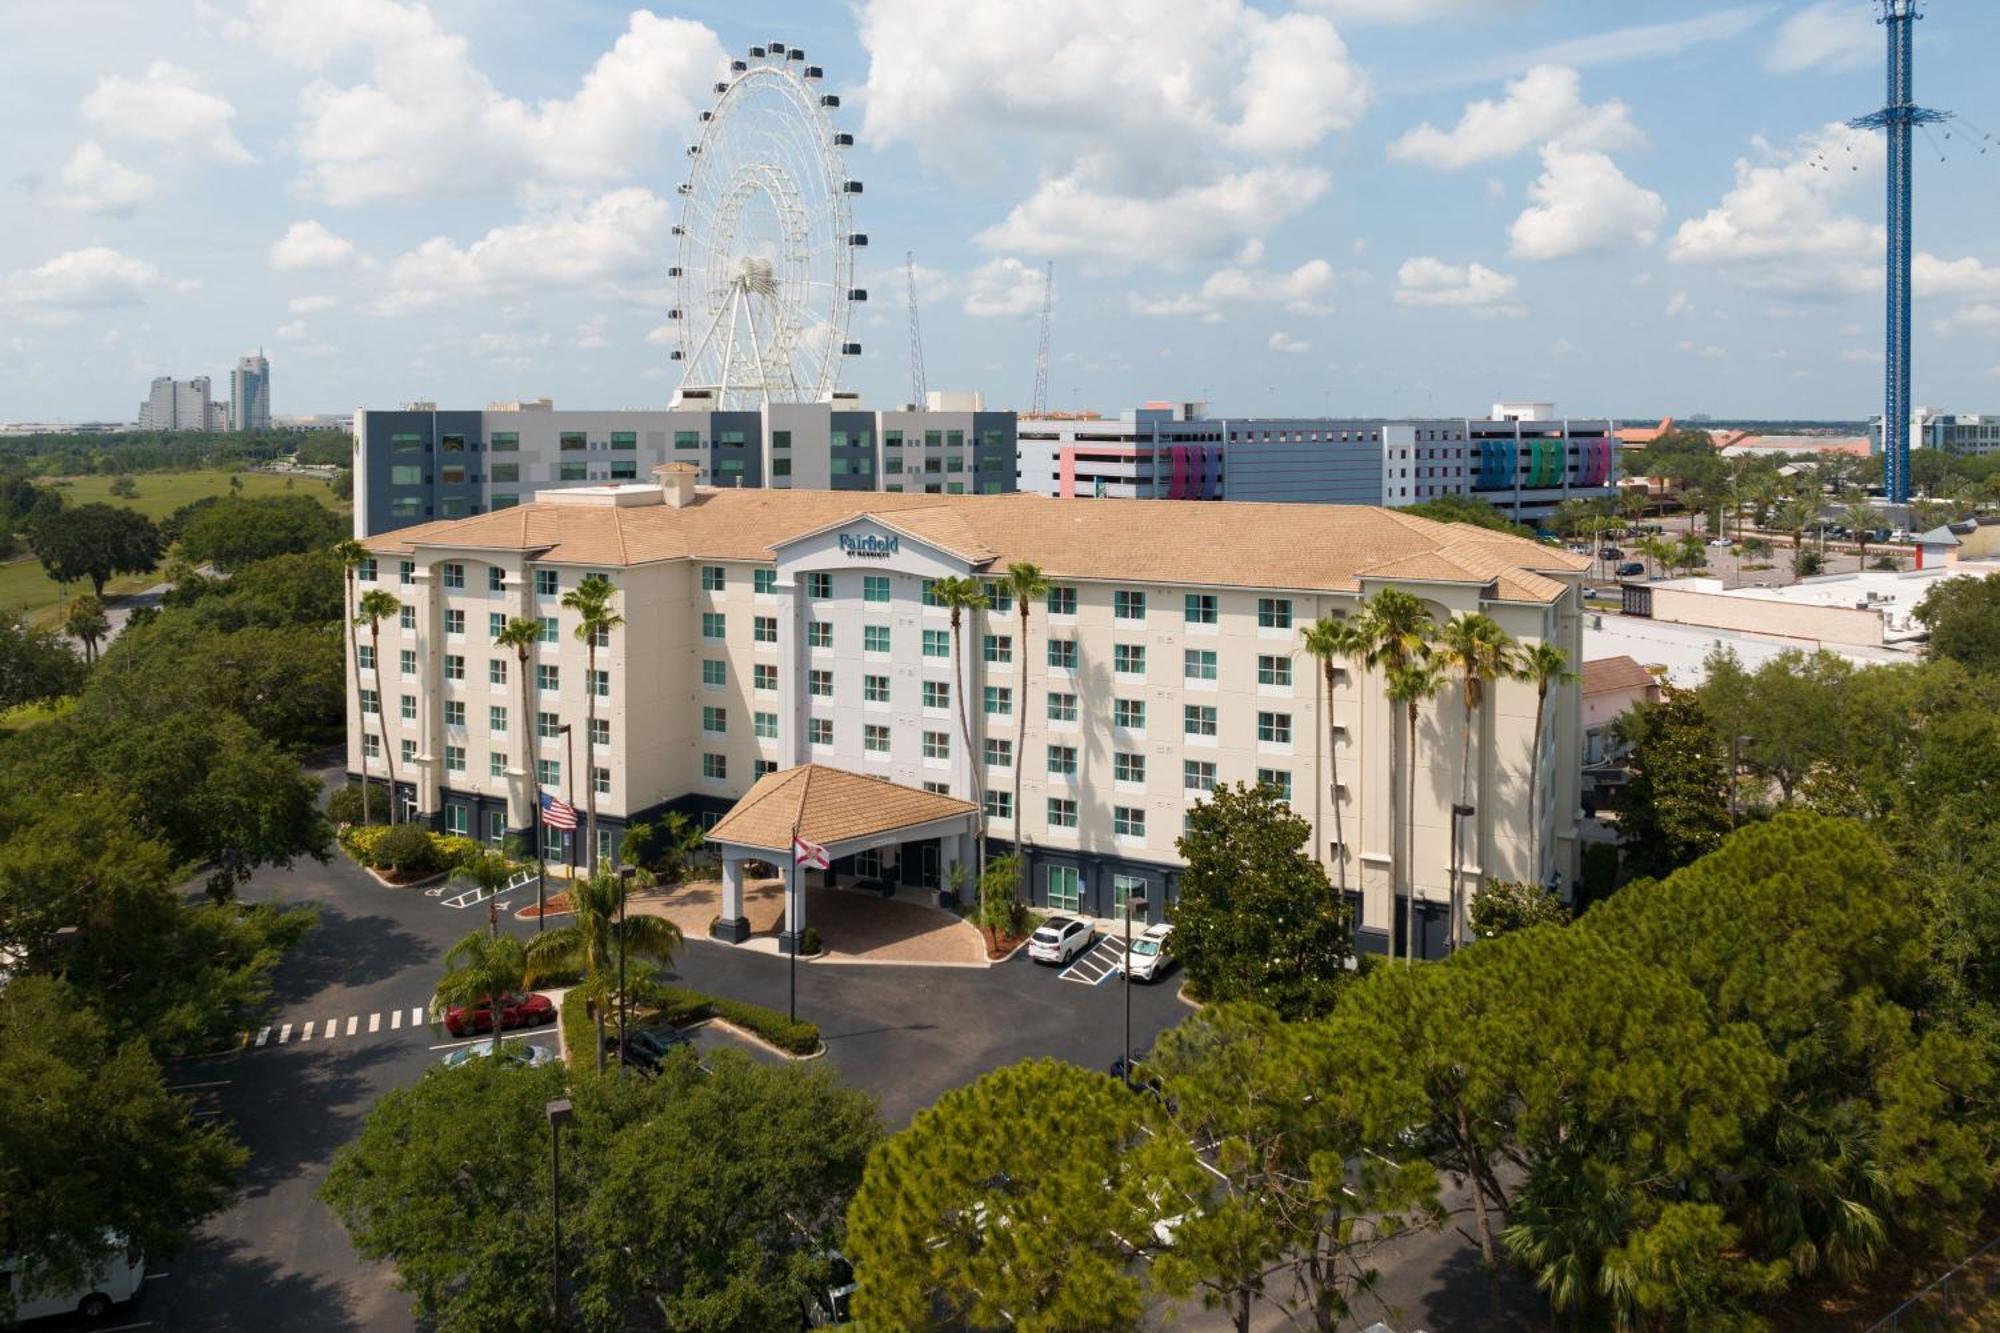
[6, 0, 2000, 423]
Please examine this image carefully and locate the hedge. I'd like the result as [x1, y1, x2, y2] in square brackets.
[652, 984, 820, 1056]
[336, 824, 499, 877]
[561, 992, 598, 1074]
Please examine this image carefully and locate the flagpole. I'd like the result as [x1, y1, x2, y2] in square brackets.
[788, 778, 807, 1025]
[534, 786, 546, 934]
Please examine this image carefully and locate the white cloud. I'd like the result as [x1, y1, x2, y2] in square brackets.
[3, 247, 165, 314]
[1840, 347, 1884, 363]
[269, 220, 357, 271]
[1308, 0, 1533, 23]
[288, 294, 340, 315]
[1550, 336, 1575, 359]
[1915, 255, 2000, 300]
[1470, 6, 1770, 81]
[974, 165, 1330, 268]
[575, 315, 610, 350]
[1767, 1, 1877, 74]
[1665, 290, 1692, 317]
[1268, 331, 1310, 353]
[1509, 145, 1664, 260]
[1394, 256, 1523, 310]
[81, 62, 251, 163]
[378, 189, 673, 314]
[276, 320, 311, 340]
[50, 142, 155, 216]
[1933, 304, 2000, 338]
[1667, 123, 1883, 293]
[1200, 258, 1335, 314]
[1388, 65, 1641, 169]
[246, 1, 724, 204]
[1128, 292, 1224, 321]
[962, 258, 1047, 319]
[644, 323, 677, 347]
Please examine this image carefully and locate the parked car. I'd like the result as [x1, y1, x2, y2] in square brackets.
[608, 1026, 688, 1074]
[1615, 561, 1646, 577]
[1028, 915, 1094, 965]
[1120, 923, 1174, 982]
[1707, 537, 1731, 548]
[1599, 546, 1624, 560]
[442, 991, 556, 1037]
[3, 1238, 144, 1321]
[807, 1251, 856, 1326]
[441, 1038, 556, 1069]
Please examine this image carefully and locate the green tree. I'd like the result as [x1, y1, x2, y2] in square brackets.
[932, 574, 991, 887]
[846, 1058, 1209, 1331]
[1386, 657, 1447, 964]
[1616, 684, 1730, 880]
[451, 845, 517, 940]
[1400, 492, 1533, 535]
[355, 588, 402, 823]
[28, 501, 162, 596]
[1000, 561, 1049, 860]
[1467, 878, 1570, 938]
[1913, 571, 2000, 669]
[1697, 647, 1849, 804]
[495, 616, 542, 855]
[1434, 612, 1516, 950]
[1172, 782, 1352, 1017]
[62, 593, 109, 665]
[0, 610, 85, 709]
[561, 572, 622, 875]
[432, 929, 533, 1050]
[333, 539, 372, 823]
[1513, 641, 1575, 882]
[1359, 587, 1436, 963]
[173, 493, 343, 571]
[526, 870, 681, 1074]
[1298, 614, 1370, 894]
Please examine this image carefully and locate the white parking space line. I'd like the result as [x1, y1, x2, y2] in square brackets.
[277, 1022, 292, 1044]
[1060, 935, 1127, 986]
[255, 1026, 271, 1047]
[368, 1012, 381, 1033]
[346, 1015, 359, 1037]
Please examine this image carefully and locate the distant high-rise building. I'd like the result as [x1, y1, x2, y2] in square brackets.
[230, 352, 271, 432]
[137, 375, 217, 431]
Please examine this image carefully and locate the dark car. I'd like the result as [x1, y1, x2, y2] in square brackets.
[1599, 546, 1624, 560]
[443, 992, 556, 1037]
[1615, 561, 1646, 577]
[609, 1025, 688, 1073]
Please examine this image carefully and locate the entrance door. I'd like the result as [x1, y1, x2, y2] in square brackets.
[918, 842, 941, 889]
[1047, 864, 1081, 914]
[1111, 874, 1148, 923]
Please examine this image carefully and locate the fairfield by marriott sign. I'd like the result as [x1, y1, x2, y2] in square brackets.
[839, 533, 899, 558]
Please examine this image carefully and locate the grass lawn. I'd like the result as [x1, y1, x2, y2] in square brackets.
[2, 468, 348, 625]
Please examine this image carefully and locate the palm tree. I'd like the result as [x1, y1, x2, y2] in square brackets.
[332, 540, 374, 821]
[1298, 615, 1370, 894]
[1385, 658, 1446, 966]
[355, 588, 403, 823]
[1434, 613, 1517, 952]
[64, 594, 109, 665]
[1514, 641, 1576, 888]
[452, 846, 518, 941]
[1843, 502, 1879, 571]
[932, 575, 992, 896]
[561, 573, 623, 877]
[1359, 588, 1436, 965]
[432, 928, 532, 1048]
[526, 870, 682, 1074]
[1000, 562, 1050, 872]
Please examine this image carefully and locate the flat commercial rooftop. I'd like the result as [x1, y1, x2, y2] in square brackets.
[1644, 564, 1993, 641]
[1584, 612, 1914, 686]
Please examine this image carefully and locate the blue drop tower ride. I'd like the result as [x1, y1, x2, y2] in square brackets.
[1848, 0, 1950, 505]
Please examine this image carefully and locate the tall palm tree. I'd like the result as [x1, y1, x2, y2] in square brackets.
[526, 870, 682, 1074]
[561, 573, 622, 877]
[494, 616, 543, 860]
[355, 588, 403, 823]
[1298, 614, 1370, 894]
[432, 928, 532, 1048]
[1843, 502, 1879, 571]
[332, 539, 374, 821]
[932, 575, 991, 894]
[64, 594, 108, 665]
[1359, 588, 1436, 965]
[1515, 641, 1576, 890]
[1434, 613, 1517, 952]
[1000, 562, 1050, 873]
[1385, 658, 1446, 966]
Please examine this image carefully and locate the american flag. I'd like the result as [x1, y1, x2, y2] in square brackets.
[539, 790, 578, 830]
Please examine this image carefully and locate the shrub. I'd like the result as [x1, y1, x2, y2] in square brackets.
[338, 823, 391, 864]
[799, 926, 823, 957]
[561, 992, 596, 1074]
[327, 783, 390, 826]
[374, 823, 442, 876]
[433, 834, 482, 871]
[646, 983, 820, 1056]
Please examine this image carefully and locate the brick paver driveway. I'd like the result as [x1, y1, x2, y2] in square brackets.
[630, 877, 987, 965]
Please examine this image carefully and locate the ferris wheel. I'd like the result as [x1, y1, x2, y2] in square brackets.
[667, 42, 866, 409]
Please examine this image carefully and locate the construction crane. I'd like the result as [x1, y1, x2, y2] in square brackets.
[1030, 260, 1053, 417]
[905, 251, 927, 409]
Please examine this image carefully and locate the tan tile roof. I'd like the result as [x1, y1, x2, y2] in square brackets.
[704, 764, 978, 852]
[364, 489, 1589, 603]
[1581, 655, 1658, 696]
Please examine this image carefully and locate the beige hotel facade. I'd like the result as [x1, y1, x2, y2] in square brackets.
[349, 465, 1588, 959]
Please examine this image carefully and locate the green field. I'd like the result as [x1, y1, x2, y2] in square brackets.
[1, 469, 348, 624]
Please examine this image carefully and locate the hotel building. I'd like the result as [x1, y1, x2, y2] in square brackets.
[349, 466, 1588, 960]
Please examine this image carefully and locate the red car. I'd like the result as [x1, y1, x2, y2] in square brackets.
[443, 992, 556, 1037]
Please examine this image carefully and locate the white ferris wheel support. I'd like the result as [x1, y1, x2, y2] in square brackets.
[668, 43, 865, 410]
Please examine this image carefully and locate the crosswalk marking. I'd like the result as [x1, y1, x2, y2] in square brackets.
[250, 1004, 437, 1048]
[278, 1022, 292, 1044]
[324, 1016, 336, 1039]
[346, 1016, 359, 1037]
[368, 1013, 381, 1033]
[299, 1020, 314, 1042]
[255, 1027, 271, 1047]
[391, 1009, 402, 1030]
[411, 1007, 425, 1028]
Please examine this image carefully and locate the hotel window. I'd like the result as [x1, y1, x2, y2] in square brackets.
[923, 731, 950, 760]
[359, 687, 379, 716]
[922, 629, 949, 658]
[490, 753, 507, 779]
[1258, 711, 1292, 744]
[538, 711, 562, 739]
[810, 718, 835, 746]
[674, 430, 701, 450]
[357, 644, 375, 671]
[755, 711, 778, 739]
[1113, 643, 1145, 675]
[1184, 759, 1217, 792]
[610, 431, 636, 451]
[923, 681, 950, 710]
[594, 767, 611, 797]
[1258, 769, 1293, 802]
[864, 723, 891, 753]
[390, 465, 423, 487]
[443, 609, 465, 636]
[701, 565, 725, 592]
[536, 615, 558, 644]
[1047, 798, 1078, 831]
[1114, 698, 1146, 730]
[1114, 589, 1146, 621]
[490, 431, 518, 452]
[984, 685, 1012, 716]
[1046, 586, 1077, 617]
[864, 673, 890, 702]
[1257, 597, 1293, 629]
[362, 733, 380, 759]
[703, 753, 726, 780]
[754, 568, 777, 595]
[540, 758, 561, 787]
[986, 583, 1013, 615]
[985, 790, 1012, 821]
[1258, 655, 1293, 687]
[1185, 593, 1218, 625]
[395, 694, 413, 722]
[442, 562, 465, 589]
[1047, 744, 1077, 777]
[864, 625, 890, 653]
[535, 570, 559, 596]
[702, 706, 726, 735]
[1185, 704, 1218, 737]
[754, 616, 778, 644]
[389, 648, 411, 677]
[809, 669, 833, 698]
[884, 456, 903, 475]
[357, 557, 379, 583]
[442, 745, 465, 774]
[445, 655, 465, 681]
[924, 781, 951, 795]
[920, 579, 940, 607]
[1046, 638, 1077, 670]
[1047, 863, 1081, 911]
[1184, 649, 1217, 681]
[702, 612, 726, 640]
[702, 659, 726, 687]
[754, 758, 778, 779]
[536, 664, 558, 692]
[489, 658, 507, 686]
[772, 429, 791, 451]
[983, 633, 1012, 664]
[487, 566, 505, 592]
[444, 700, 465, 727]
[399, 561, 415, 586]
[1114, 806, 1146, 839]
[590, 718, 609, 747]
[488, 705, 508, 735]
[400, 605, 415, 629]
[984, 738, 1013, 769]
[491, 463, 520, 484]
[1047, 691, 1078, 723]
[863, 574, 890, 603]
[809, 621, 833, 649]
[1115, 752, 1146, 784]
[754, 663, 778, 692]
[925, 430, 943, 447]
[806, 572, 832, 599]
[559, 432, 587, 451]
[488, 612, 506, 640]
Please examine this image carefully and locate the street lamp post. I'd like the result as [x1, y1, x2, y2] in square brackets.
[617, 864, 634, 1077]
[1448, 802, 1475, 952]
[545, 1097, 574, 1329]
[558, 724, 576, 882]
[1122, 892, 1146, 1090]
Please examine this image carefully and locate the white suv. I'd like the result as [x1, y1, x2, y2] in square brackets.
[1028, 915, 1093, 965]
[1121, 923, 1174, 982]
